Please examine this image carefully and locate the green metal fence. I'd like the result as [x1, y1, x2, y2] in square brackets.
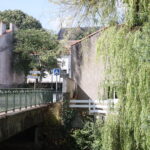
[0, 88, 62, 113]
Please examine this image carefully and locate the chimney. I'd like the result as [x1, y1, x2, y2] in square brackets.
[0, 22, 6, 35]
[9, 23, 17, 32]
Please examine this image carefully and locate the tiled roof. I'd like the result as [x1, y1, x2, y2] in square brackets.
[71, 24, 124, 46]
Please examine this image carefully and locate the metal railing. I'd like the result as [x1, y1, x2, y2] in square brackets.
[69, 99, 119, 114]
[0, 88, 62, 113]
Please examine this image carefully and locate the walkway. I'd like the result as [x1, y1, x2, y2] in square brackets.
[0, 88, 62, 116]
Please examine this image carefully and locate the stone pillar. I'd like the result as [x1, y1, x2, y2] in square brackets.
[34, 126, 42, 150]
[0, 22, 6, 35]
[9, 23, 17, 32]
[34, 126, 39, 145]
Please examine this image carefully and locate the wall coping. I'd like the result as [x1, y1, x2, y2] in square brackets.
[71, 24, 124, 46]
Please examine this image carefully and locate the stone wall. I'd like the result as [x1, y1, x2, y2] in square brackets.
[0, 22, 24, 88]
[0, 23, 6, 35]
[62, 78, 76, 99]
[0, 105, 48, 142]
[71, 31, 105, 100]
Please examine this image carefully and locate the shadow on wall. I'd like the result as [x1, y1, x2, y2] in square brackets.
[71, 40, 93, 100]
[71, 30, 105, 100]
[71, 43, 83, 86]
[76, 85, 91, 100]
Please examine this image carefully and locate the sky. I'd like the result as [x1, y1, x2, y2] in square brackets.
[0, 0, 62, 32]
[0, 0, 125, 32]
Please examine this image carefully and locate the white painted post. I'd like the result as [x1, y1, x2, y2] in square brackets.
[94, 101, 96, 113]
[89, 99, 91, 114]
[0, 22, 6, 35]
[9, 23, 17, 32]
[56, 75, 58, 92]
[51, 73, 53, 89]
[9, 23, 14, 31]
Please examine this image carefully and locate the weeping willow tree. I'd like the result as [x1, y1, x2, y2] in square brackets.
[124, 0, 150, 26]
[96, 22, 150, 150]
[49, 0, 118, 26]
[50, 0, 150, 26]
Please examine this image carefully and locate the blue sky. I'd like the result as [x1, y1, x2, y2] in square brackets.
[0, 0, 61, 32]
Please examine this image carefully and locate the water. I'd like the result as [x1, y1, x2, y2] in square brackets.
[0, 127, 37, 150]
[0, 126, 77, 150]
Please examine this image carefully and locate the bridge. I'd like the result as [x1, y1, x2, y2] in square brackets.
[0, 88, 118, 143]
[0, 88, 62, 143]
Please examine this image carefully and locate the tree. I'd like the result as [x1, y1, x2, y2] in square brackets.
[0, 10, 42, 29]
[123, 0, 150, 26]
[13, 29, 60, 75]
[0, 10, 61, 81]
[50, 0, 118, 25]
[49, 0, 150, 26]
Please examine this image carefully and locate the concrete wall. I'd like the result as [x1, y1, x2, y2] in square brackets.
[0, 23, 6, 35]
[62, 78, 76, 99]
[71, 31, 105, 100]
[0, 106, 48, 142]
[0, 22, 24, 88]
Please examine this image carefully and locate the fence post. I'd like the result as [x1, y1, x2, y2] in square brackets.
[5, 90, 8, 113]
[19, 90, 22, 110]
[13, 90, 16, 112]
[94, 101, 96, 114]
[30, 89, 32, 107]
[88, 99, 91, 115]
[25, 89, 27, 109]
[35, 89, 36, 107]
[39, 89, 41, 105]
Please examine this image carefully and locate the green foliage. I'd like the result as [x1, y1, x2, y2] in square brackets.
[73, 121, 103, 150]
[97, 22, 150, 150]
[39, 51, 58, 70]
[0, 10, 58, 75]
[101, 114, 120, 150]
[123, 0, 150, 26]
[13, 29, 59, 74]
[50, 0, 117, 25]
[50, 0, 150, 27]
[62, 99, 76, 129]
[14, 29, 58, 53]
[0, 10, 42, 29]
[13, 52, 32, 75]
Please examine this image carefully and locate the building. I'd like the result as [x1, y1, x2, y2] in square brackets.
[0, 22, 24, 88]
[57, 27, 100, 78]
[70, 28, 109, 100]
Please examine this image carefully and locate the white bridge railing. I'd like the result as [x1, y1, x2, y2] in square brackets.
[69, 99, 118, 114]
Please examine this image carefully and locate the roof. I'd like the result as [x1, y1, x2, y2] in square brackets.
[58, 27, 100, 40]
[71, 25, 124, 46]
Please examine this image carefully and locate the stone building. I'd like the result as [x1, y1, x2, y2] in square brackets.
[0, 22, 24, 88]
[70, 28, 107, 100]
